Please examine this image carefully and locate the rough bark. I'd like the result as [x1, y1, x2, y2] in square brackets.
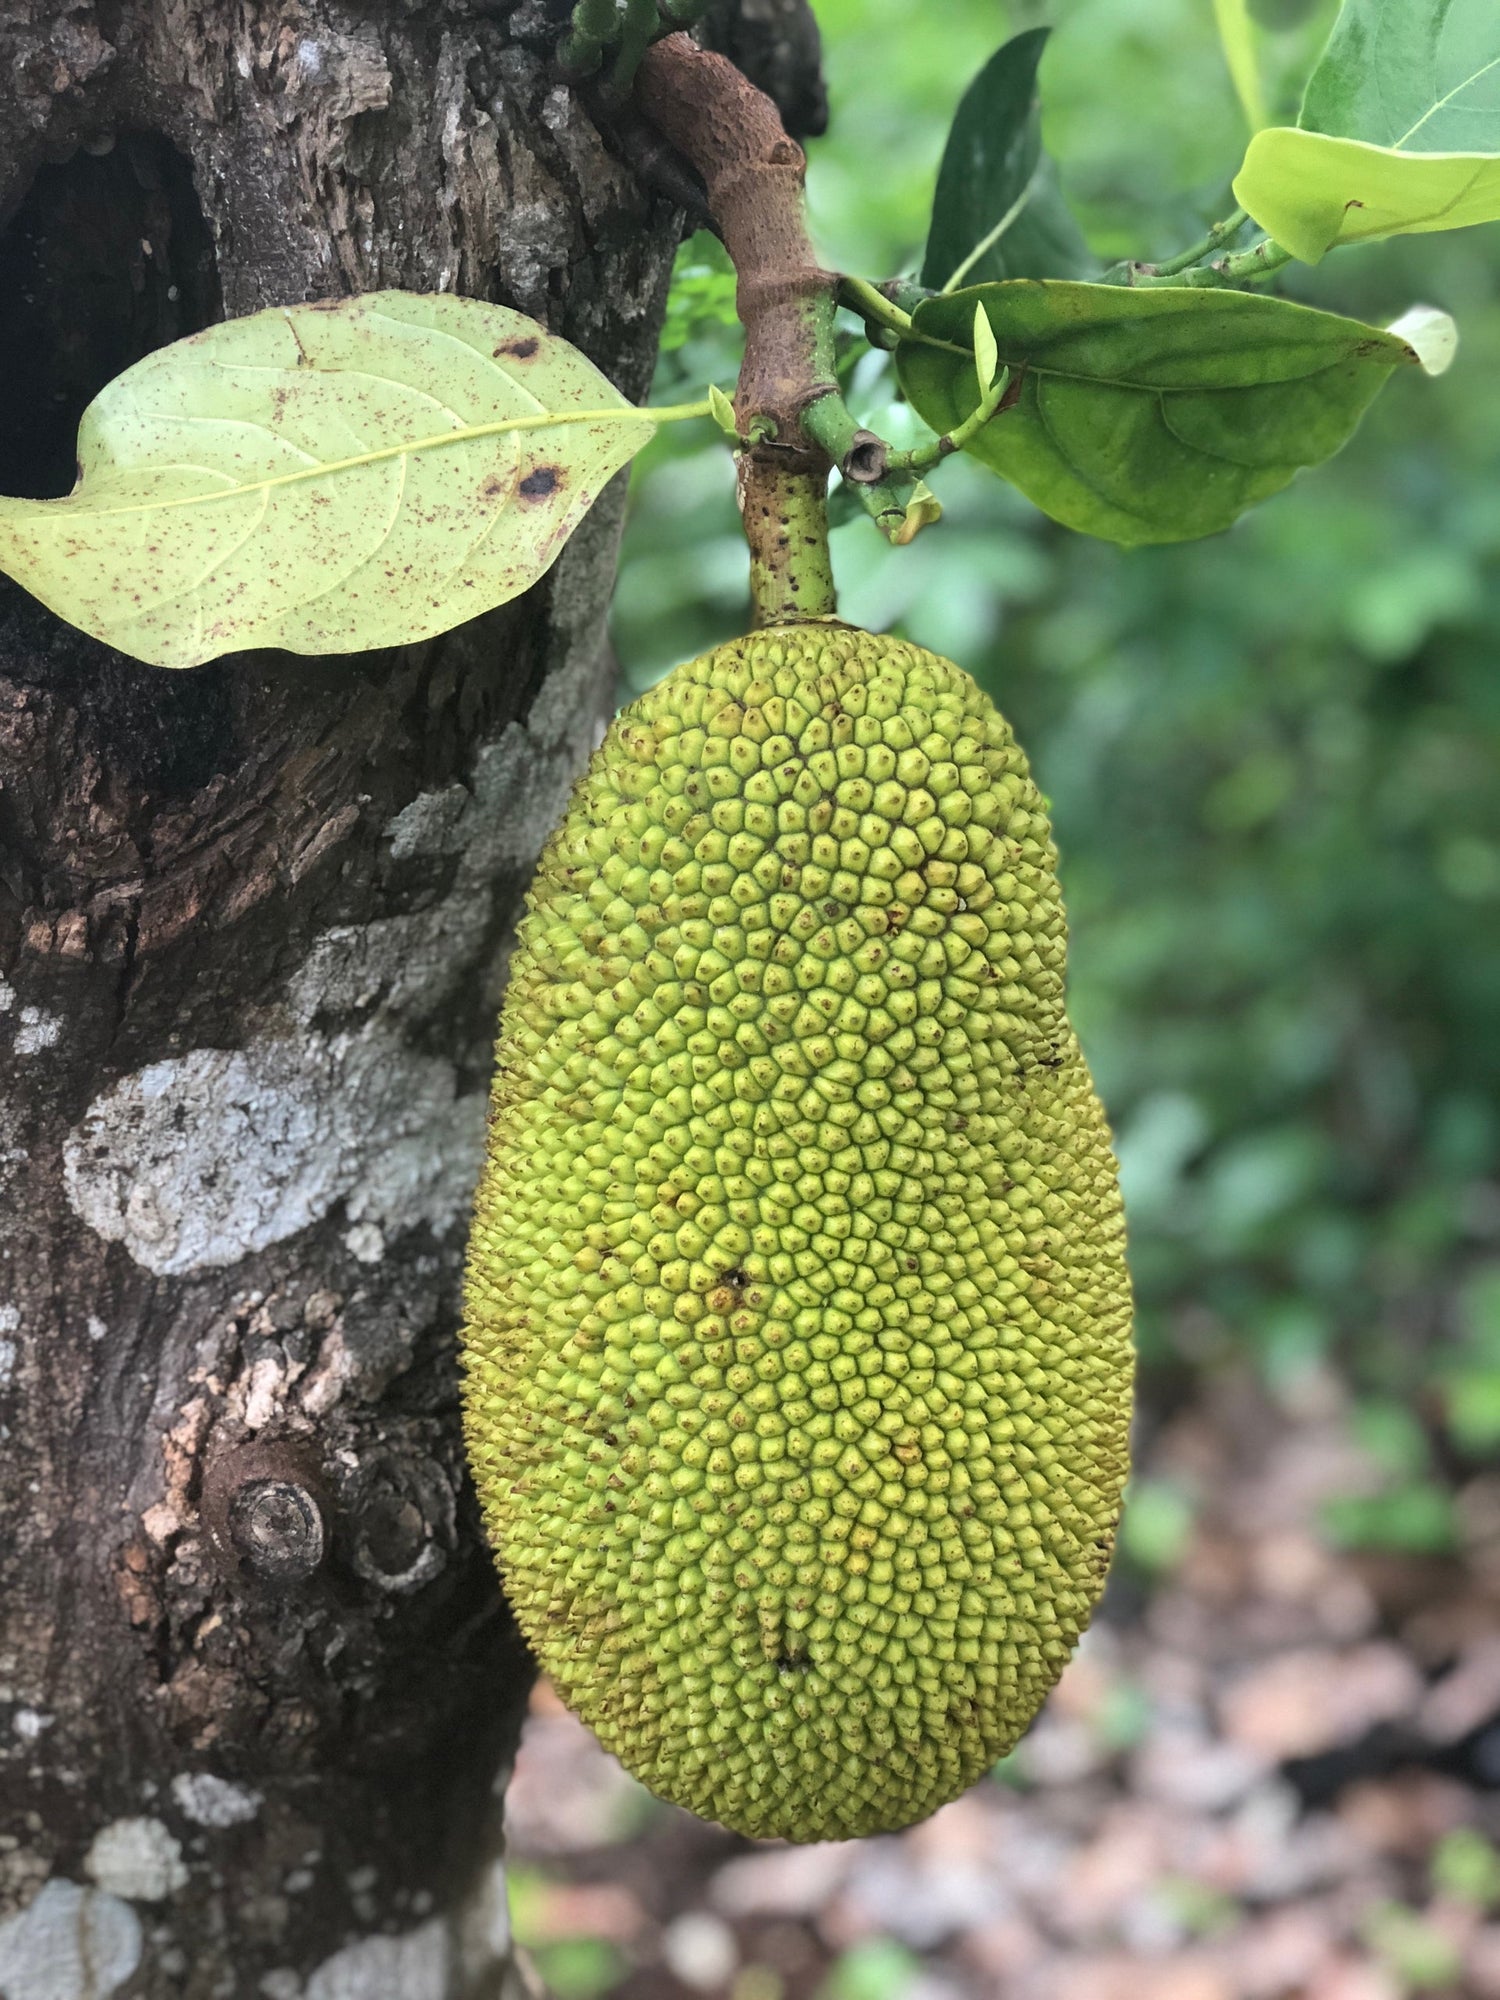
[0, 4, 819, 1996]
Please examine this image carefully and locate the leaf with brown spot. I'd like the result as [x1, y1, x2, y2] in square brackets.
[518, 465, 562, 501]
[0, 292, 662, 667]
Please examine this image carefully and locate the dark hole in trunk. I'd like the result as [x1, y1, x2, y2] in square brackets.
[0, 131, 239, 804]
[0, 131, 221, 499]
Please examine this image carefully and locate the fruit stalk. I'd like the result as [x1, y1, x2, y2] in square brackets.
[636, 32, 842, 626]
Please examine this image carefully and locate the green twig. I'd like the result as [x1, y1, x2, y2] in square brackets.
[1149, 207, 1249, 278]
[886, 365, 1012, 476]
[856, 479, 915, 542]
[1183, 236, 1296, 287]
[1126, 232, 1295, 289]
[1213, 236, 1295, 283]
[835, 277, 968, 359]
[885, 279, 937, 317]
[836, 276, 912, 341]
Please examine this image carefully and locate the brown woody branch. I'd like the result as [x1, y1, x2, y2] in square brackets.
[635, 32, 841, 624]
[636, 32, 837, 436]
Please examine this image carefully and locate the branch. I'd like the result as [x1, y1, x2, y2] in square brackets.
[636, 33, 840, 625]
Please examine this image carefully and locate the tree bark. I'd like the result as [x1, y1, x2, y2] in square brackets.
[0, 4, 820, 1995]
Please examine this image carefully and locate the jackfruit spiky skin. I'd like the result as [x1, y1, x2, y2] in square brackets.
[462, 625, 1132, 1843]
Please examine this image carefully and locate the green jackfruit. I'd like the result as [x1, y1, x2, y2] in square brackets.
[462, 624, 1132, 1842]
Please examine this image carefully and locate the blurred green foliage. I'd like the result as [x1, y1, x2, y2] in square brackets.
[507, 1868, 627, 1998]
[1431, 1827, 1500, 1911]
[1362, 1900, 1464, 1992]
[1119, 1477, 1197, 1573]
[614, 0, 1500, 1529]
[815, 1938, 922, 2000]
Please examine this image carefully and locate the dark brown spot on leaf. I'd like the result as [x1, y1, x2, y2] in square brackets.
[496, 337, 540, 359]
[519, 465, 560, 501]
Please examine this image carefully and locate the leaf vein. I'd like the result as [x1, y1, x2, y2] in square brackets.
[249, 454, 412, 626]
[1396, 51, 1500, 150]
[121, 485, 273, 626]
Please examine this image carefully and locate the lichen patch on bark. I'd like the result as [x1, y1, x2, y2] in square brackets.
[0, 1879, 142, 1999]
[170, 1772, 262, 1828]
[305, 1917, 450, 2000]
[61, 1034, 487, 1276]
[83, 1816, 189, 1902]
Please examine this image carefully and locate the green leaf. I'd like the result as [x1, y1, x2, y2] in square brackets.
[895, 281, 1416, 546]
[1301, 0, 1500, 153]
[972, 302, 999, 393]
[1234, 0, 1500, 259]
[920, 29, 1094, 291]
[707, 382, 739, 437]
[0, 292, 662, 668]
[1235, 128, 1500, 260]
[1213, 0, 1268, 133]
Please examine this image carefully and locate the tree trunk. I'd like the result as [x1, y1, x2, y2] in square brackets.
[0, 4, 820, 1994]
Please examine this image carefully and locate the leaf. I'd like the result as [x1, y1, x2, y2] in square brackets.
[1213, 0, 1268, 133]
[1301, 0, 1500, 153]
[973, 303, 999, 394]
[1234, 0, 1500, 259]
[893, 482, 943, 545]
[895, 281, 1416, 546]
[1235, 128, 1500, 260]
[920, 29, 1094, 291]
[1386, 304, 1459, 376]
[0, 292, 662, 668]
[707, 382, 739, 436]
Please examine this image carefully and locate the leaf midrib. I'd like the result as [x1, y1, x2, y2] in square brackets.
[941, 348, 1395, 399]
[0, 405, 651, 527]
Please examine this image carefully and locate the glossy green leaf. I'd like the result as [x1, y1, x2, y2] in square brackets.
[896, 281, 1416, 545]
[920, 29, 1094, 290]
[0, 292, 662, 668]
[1234, 0, 1500, 259]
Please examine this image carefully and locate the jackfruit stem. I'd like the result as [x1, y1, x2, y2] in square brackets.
[739, 455, 837, 627]
[636, 33, 845, 627]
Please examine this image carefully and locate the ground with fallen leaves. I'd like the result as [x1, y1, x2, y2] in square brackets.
[502, 1366, 1500, 2000]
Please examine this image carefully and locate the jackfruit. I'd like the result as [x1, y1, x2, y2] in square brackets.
[462, 623, 1132, 1842]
